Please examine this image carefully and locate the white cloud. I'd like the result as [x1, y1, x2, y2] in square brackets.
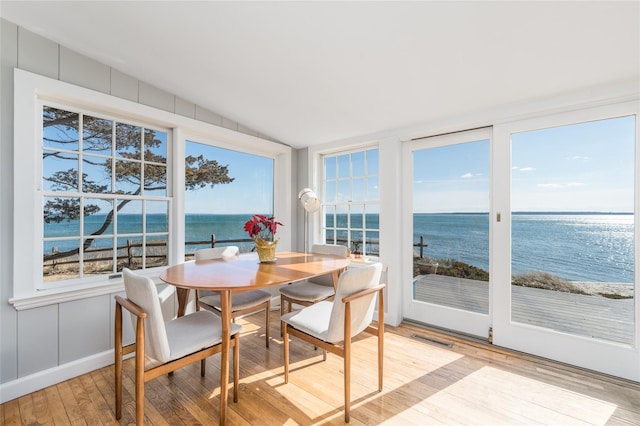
[538, 183, 562, 189]
[538, 182, 585, 189]
[460, 172, 473, 178]
[568, 155, 592, 161]
[519, 167, 535, 172]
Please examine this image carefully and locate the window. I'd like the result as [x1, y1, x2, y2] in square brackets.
[12, 69, 292, 308]
[322, 148, 379, 256]
[183, 140, 274, 257]
[42, 105, 170, 285]
[510, 115, 635, 344]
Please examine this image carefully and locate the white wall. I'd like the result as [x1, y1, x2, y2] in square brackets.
[0, 18, 286, 403]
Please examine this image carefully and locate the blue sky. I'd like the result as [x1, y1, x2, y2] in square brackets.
[184, 142, 274, 214]
[511, 116, 634, 212]
[43, 112, 635, 216]
[414, 140, 490, 213]
[414, 115, 635, 213]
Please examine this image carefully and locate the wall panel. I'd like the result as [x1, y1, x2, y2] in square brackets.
[139, 80, 174, 113]
[59, 295, 110, 364]
[0, 18, 19, 383]
[110, 68, 138, 102]
[17, 305, 58, 377]
[16, 26, 58, 79]
[59, 46, 110, 94]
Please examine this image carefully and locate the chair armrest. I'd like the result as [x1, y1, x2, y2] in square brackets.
[115, 295, 147, 319]
[342, 283, 386, 303]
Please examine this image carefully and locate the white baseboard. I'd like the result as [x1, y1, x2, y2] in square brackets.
[0, 350, 113, 404]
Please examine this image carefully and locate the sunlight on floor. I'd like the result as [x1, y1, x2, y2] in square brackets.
[191, 327, 623, 424]
[273, 334, 465, 421]
[389, 366, 618, 425]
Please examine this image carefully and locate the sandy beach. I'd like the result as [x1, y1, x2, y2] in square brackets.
[570, 281, 634, 298]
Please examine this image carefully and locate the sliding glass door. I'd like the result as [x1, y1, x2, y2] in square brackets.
[403, 128, 492, 337]
[493, 103, 639, 381]
[403, 102, 639, 381]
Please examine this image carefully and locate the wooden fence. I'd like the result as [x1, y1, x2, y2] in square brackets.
[45, 234, 430, 273]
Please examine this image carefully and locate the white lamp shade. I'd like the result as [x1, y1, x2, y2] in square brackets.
[298, 188, 321, 213]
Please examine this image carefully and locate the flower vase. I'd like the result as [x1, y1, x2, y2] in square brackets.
[254, 237, 279, 262]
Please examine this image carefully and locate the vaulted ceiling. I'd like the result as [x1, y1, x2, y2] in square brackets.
[2, 1, 638, 148]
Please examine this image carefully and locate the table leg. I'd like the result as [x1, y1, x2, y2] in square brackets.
[176, 287, 190, 317]
[219, 289, 231, 425]
[331, 268, 345, 291]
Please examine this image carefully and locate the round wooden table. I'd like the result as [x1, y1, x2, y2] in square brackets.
[160, 251, 350, 425]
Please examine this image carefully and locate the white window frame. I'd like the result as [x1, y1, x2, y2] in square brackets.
[40, 102, 173, 288]
[11, 69, 292, 310]
[178, 134, 278, 260]
[319, 146, 380, 257]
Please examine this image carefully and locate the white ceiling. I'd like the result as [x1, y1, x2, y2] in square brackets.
[2, 1, 639, 148]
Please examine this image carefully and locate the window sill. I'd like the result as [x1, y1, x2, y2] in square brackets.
[9, 270, 165, 311]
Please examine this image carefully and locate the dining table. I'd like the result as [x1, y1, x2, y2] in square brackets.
[159, 250, 351, 425]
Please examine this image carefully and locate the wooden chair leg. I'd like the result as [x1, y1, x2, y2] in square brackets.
[378, 289, 384, 392]
[233, 334, 240, 403]
[283, 323, 289, 383]
[344, 340, 351, 423]
[201, 359, 206, 377]
[280, 296, 285, 337]
[135, 316, 145, 425]
[344, 300, 352, 423]
[114, 303, 123, 420]
[265, 300, 271, 348]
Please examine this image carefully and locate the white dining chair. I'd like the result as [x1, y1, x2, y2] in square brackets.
[279, 243, 348, 319]
[196, 246, 272, 347]
[115, 268, 241, 425]
[282, 263, 385, 423]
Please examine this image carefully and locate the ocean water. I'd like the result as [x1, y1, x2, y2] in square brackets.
[414, 213, 634, 284]
[185, 214, 256, 252]
[44, 213, 634, 284]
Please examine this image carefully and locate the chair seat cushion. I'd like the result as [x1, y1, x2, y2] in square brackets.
[200, 289, 270, 312]
[281, 301, 334, 342]
[164, 310, 242, 362]
[279, 281, 334, 303]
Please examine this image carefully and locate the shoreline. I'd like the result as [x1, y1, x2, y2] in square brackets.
[569, 281, 634, 298]
[413, 257, 634, 299]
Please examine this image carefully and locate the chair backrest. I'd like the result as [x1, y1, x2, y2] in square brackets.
[122, 268, 171, 363]
[309, 244, 349, 287]
[195, 245, 239, 261]
[326, 263, 383, 343]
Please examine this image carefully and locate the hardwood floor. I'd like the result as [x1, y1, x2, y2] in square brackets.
[2, 310, 640, 425]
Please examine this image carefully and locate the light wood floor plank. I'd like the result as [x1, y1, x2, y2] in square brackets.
[30, 388, 55, 424]
[43, 385, 71, 425]
[2, 310, 639, 425]
[17, 394, 36, 424]
[2, 397, 21, 425]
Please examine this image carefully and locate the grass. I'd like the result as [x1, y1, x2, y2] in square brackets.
[510, 271, 590, 295]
